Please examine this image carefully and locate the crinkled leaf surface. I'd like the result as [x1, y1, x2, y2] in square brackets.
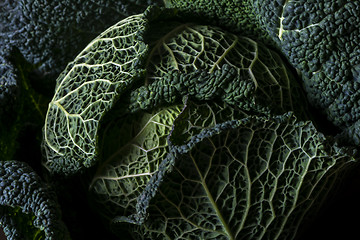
[0, 206, 44, 240]
[131, 23, 307, 117]
[169, 98, 250, 146]
[89, 105, 182, 220]
[0, 161, 70, 240]
[42, 7, 309, 175]
[0, 49, 50, 162]
[167, 0, 360, 145]
[121, 113, 355, 240]
[89, 98, 250, 221]
[42, 14, 148, 175]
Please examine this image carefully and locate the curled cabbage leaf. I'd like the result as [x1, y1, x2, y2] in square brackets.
[42, 7, 307, 175]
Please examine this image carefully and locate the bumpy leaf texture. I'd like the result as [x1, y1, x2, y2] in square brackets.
[0, 0, 21, 117]
[0, 48, 49, 162]
[89, 99, 249, 221]
[168, 99, 250, 146]
[119, 111, 355, 240]
[19, 0, 163, 76]
[0, 161, 70, 240]
[0, 0, 164, 164]
[43, 7, 308, 175]
[42, 13, 149, 174]
[89, 104, 183, 220]
[0, 0, 164, 76]
[130, 23, 307, 117]
[40, 7, 359, 240]
[163, 0, 270, 44]
[0, 0, 163, 120]
[165, 0, 360, 145]
[276, 0, 360, 144]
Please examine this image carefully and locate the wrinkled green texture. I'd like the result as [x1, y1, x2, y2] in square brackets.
[0, 0, 164, 119]
[37, 5, 360, 240]
[169, 99, 250, 146]
[89, 105, 183, 220]
[40, 8, 336, 239]
[163, 0, 270, 44]
[0, 0, 164, 165]
[0, 207, 43, 240]
[43, 8, 308, 175]
[42, 14, 148, 175]
[130, 23, 307, 117]
[126, 113, 355, 240]
[165, 0, 360, 145]
[0, 161, 70, 240]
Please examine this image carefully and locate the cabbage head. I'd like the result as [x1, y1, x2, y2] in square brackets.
[42, 7, 356, 240]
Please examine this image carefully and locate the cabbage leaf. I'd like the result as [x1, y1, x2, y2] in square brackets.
[120, 111, 355, 240]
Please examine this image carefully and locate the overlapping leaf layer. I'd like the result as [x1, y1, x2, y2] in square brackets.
[40, 7, 359, 240]
[42, 14, 148, 174]
[127, 111, 355, 240]
[89, 105, 182, 219]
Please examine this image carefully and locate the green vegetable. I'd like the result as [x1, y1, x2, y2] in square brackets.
[163, 0, 271, 44]
[0, 0, 163, 161]
[90, 104, 183, 219]
[42, 13, 149, 175]
[1, 1, 359, 239]
[41, 6, 358, 239]
[121, 111, 355, 240]
[165, 0, 360, 145]
[0, 160, 70, 240]
[42, 7, 308, 175]
[1, 0, 164, 80]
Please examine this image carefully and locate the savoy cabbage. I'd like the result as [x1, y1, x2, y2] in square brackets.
[1, 1, 360, 240]
[166, 0, 360, 144]
[42, 10, 309, 175]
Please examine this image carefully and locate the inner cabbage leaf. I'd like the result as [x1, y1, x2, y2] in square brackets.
[89, 104, 182, 220]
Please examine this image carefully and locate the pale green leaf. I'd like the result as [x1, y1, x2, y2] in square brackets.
[89, 105, 183, 220]
[42, 14, 148, 174]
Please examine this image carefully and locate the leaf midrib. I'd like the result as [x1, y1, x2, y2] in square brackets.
[189, 148, 235, 240]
